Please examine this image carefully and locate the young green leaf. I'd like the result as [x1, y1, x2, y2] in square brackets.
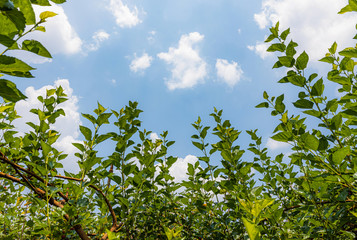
[39, 11, 57, 21]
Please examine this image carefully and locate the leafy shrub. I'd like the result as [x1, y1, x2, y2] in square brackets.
[0, 1, 357, 239]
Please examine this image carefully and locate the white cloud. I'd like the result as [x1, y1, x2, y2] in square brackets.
[149, 132, 159, 142]
[169, 155, 198, 183]
[14, 79, 81, 173]
[158, 32, 207, 90]
[111, 79, 117, 85]
[148, 30, 156, 42]
[247, 41, 273, 59]
[29, 4, 82, 55]
[216, 59, 243, 87]
[252, 0, 356, 62]
[86, 30, 110, 52]
[108, 0, 142, 28]
[266, 138, 290, 150]
[129, 53, 153, 73]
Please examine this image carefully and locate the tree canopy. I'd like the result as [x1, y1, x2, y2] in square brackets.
[0, 0, 357, 239]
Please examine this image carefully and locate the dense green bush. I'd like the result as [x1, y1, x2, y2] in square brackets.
[0, 0, 357, 239]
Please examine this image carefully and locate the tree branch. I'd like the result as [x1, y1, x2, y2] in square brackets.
[54, 175, 120, 238]
[284, 199, 355, 211]
[0, 152, 68, 201]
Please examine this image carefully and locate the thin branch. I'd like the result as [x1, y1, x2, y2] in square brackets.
[106, 164, 114, 190]
[0, 152, 68, 201]
[54, 174, 120, 234]
[0, 171, 21, 183]
[90, 184, 118, 227]
[284, 199, 355, 211]
[14, 167, 38, 195]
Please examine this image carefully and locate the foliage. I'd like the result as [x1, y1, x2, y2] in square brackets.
[0, 0, 64, 102]
[0, 1, 357, 240]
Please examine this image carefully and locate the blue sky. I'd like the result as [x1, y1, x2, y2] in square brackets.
[10, 0, 357, 179]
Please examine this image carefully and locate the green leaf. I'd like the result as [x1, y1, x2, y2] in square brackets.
[39, 11, 57, 21]
[0, 55, 34, 73]
[79, 126, 92, 141]
[318, 137, 328, 151]
[192, 141, 204, 150]
[278, 56, 295, 67]
[13, 0, 35, 25]
[339, 47, 357, 58]
[286, 40, 298, 57]
[72, 143, 85, 152]
[82, 113, 96, 125]
[21, 40, 52, 58]
[264, 34, 275, 43]
[296, 51, 309, 70]
[0, 79, 26, 102]
[329, 42, 337, 54]
[342, 109, 357, 117]
[280, 28, 290, 41]
[0, 34, 15, 47]
[267, 43, 286, 52]
[96, 134, 111, 144]
[30, 0, 51, 6]
[302, 133, 319, 151]
[303, 109, 321, 118]
[0, 70, 34, 78]
[319, 56, 335, 64]
[332, 148, 350, 165]
[50, 0, 66, 3]
[263, 91, 268, 99]
[35, 26, 46, 32]
[0, 13, 17, 38]
[338, 0, 357, 14]
[275, 94, 285, 113]
[273, 60, 283, 69]
[97, 113, 112, 126]
[330, 114, 342, 130]
[271, 131, 292, 142]
[255, 102, 269, 108]
[293, 99, 314, 109]
[94, 102, 106, 115]
[3, 9, 26, 32]
[242, 217, 260, 240]
[311, 78, 324, 96]
[287, 75, 306, 87]
[41, 140, 51, 156]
